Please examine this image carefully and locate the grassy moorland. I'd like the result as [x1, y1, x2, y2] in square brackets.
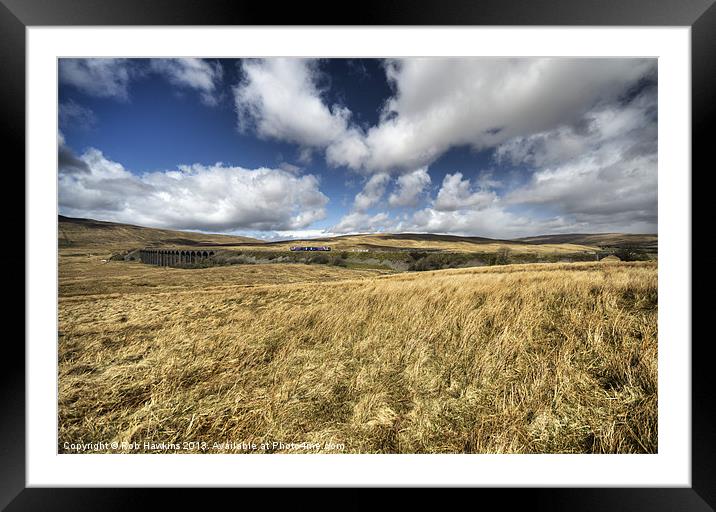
[517, 233, 658, 250]
[59, 215, 260, 250]
[59, 254, 657, 454]
[59, 253, 391, 297]
[59, 215, 613, 255]
[255, 233, 601, 255]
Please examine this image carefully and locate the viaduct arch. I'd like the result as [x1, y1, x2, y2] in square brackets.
[138, 248, 216, 267]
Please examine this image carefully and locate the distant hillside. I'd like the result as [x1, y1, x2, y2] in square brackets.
[516, 233, 657, 249]
[58, 215, 261, 250]
[258, 232, 600, 254]
[60, 216, 655, 255]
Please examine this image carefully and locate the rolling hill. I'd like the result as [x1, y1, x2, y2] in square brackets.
[257, 233, 600, 254]
[59, 215, 656, 255]
[516, 233, 657, 249]
[58, 215, 262, 250]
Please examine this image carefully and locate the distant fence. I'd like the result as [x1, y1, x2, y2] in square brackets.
[139, 248, 215, 266]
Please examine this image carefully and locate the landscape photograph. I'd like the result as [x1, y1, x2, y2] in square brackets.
[58, 57, 658, 454]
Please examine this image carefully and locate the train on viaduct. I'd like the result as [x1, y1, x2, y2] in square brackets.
[139, 248, 216, 266]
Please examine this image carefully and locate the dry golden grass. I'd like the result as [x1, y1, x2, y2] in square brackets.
[600, 255, 623, 262]
[58, 259, 657, 454]
[59, 252, 391, 297]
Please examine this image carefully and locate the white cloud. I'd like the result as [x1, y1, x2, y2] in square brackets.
[353, 173, 390, 211]
[475, 170, 502, 189]
[389, 88, 659, 237]
[342, 58, 655, 172]
[278, 162, 302, 174]
[233, 58, 379, 173]
[237, 58, 655, 177]
[150, 58, 223, 106]
[503, 89, 657, 225]
[433, 172, 497, 211]
[388, 167, 431, 207]
[400, 203, 656, 239]
[328, 87, 658, 238]
[325, 128, 370, 169]
[271, 78, 657, 238]
[234, 59, 353, 147]
[327, 205, 569, 239]
[59, 59, 134, 100]
[263, 229, 329, 241]
[59, 57, 658, 238]
[331, 211, 391, 234]
[327, 202, 655, 240]
[403, 206, 538, 239]
[58, 143, 329, 232]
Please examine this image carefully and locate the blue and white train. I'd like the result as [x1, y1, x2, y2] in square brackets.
[290, 246, 331, 251]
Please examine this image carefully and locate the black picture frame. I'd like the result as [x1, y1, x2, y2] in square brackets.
[2, 0, 710, 508]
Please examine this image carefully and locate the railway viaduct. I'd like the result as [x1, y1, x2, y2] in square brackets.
[139, 248, 216, 266]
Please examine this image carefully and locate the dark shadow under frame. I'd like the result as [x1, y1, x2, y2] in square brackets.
[1, 0, 711, 509]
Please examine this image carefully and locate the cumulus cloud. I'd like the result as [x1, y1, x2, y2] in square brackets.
[401, 203, 655, 238]
[402, 206, 540, 239]
[149, 58, 223, 106]
[503, 88, 657, 226]
[324, 128, 370, 169]
[388, 167, 431, 207]
[326, 83, 658, 238]
[433, 172, 497, 211]
[336, 58, 656, 172]
[232, 58, 655, 176]
[264, 229, 329, 241]
[330, 172, 391, 233]
[326, 204, 562, 239]
[386, 87, 659, 237]
[59, 59, 135, 100]
[278, 162, 302, 174]
[60, 57, 657, 238]
[58, 141, 329, 232]
[234, 59, 353, 147]
[331, 211, 391, 234]
[353, 173, 390, 211]
[233, 58, 381, 173]
[302, 78, 657, 238]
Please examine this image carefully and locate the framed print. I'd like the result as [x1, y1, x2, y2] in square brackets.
[3, 0, 712, 507]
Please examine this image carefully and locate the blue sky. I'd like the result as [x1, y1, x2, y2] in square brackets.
[58, 58, 657, 240]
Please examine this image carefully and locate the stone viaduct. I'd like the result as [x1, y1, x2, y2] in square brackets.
[139, 248, 216, 267]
